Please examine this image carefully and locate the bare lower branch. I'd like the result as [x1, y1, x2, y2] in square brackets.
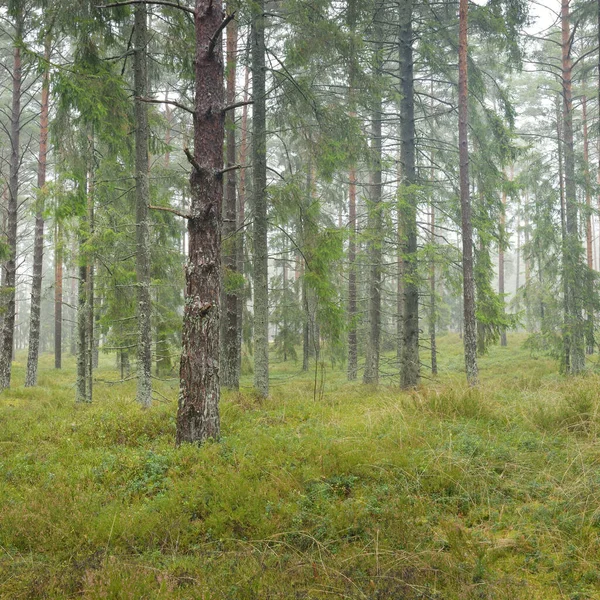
[222, 100, 253, 113]
[208, 12, 235, 56]
[137, 96, 194, 114]
[149, 204, 191, 219]
[183, 147, 204, 174]
[218, 164, 242, 176]
[97, 0, 195, 15]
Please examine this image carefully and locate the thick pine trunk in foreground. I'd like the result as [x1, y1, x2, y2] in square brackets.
[176, 0, 225, 444]
[134, 4, 153, 407]
[0, 21, 22, 391]
[458, 0, 478, 386]
[221, 11, 240, 390]
[561, 0, 585, 374]
[399, 0, 419, 388]
[25, 36, 51, 387]
[252, 0, 269, 398]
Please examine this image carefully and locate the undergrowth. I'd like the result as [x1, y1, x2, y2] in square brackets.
[1, 335, 600, 599]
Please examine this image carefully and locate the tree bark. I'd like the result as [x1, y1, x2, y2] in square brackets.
[561, 0, 585, 374]
[582, 95, 594, 353]
[458, 0, 478, 385]
[221, 9, 240, 389]
[0, 15, 22, 390]
[499, 169, 507, 347]
[399, 0, 419, 388]
[363, 2, 384, 385]
[176, 0, 225, 444]
[134, 3, 153, 407]
[25, 35, 51, 387]
[252, 0, 269, 397]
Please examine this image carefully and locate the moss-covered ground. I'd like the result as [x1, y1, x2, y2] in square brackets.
[2, 334, 600, 599]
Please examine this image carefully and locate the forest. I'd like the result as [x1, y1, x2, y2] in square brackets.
[2, 0, 600, 597]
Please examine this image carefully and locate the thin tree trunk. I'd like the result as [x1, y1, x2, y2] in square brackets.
[76, 234, 88, 403]
[582, 95, 594, 353]
[86, 156, 94, 403]
[221, 9, 240, 389]
[236, 65, 250, 378]
[499, 168, 507, 347]
[252, 0, 269, 397]
[363, 2, 384, 385]
[458, 0, 478, 385]
[134, 3, 153, 407]
[561, 0, 585, 374]
[55, 219, 62, 368]
[0, 16, 22, 391]
[399, 0, 419, 388]
[25, 35, 51, 387]
[176, 0, 225, 444]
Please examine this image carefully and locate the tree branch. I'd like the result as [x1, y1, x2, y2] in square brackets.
[208, 12, 235, 56]
[218, 164, 242, 176]
[97, 0, 195, 15]
[183, 147, 204, 174]
[149, 204, 191, 219]
[222, 100, 253, 114]
[137, 96, 194, 114]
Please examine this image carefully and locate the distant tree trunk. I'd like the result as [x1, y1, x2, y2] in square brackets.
[346, 0, 358, 381]
[363, 2, 384, 385]
[561, 0, 585, 374]
[134, 4, 153, 407]
[582, 95, 594, 354]
[0, 16, 22, 391]
[221, 10, 240, 389]
[347, 166, 358, 380]
[499, 168, 508, 347]
[252, 0, 269, 397]
[399, 0, 419, 388]
[430, 193, 437, 375]
[458, 0, 478, 385]
[55, 220, 63, 369]
[176, 0, 225, 444]
[25, 35, 51, 387]
[76, 233, 88, 403]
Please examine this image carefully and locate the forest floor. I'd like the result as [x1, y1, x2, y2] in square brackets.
[2, 334, 600, 599]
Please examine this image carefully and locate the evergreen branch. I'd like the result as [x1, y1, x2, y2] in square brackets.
[137, 96, 194, 114]
[208, 12, 235, 56]
[149, 204, 191, 219]
[97, 0, 196, 16]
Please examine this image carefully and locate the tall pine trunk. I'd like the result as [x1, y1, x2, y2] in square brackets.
[134, 4, 153, 407]
[458, 0, 478, 385]
[252, 0, 269, 397]
[499, 171, 507, 347]
[399, 0, 419, 388]
[176, 0, 225, 444]
[561, 0, 585, 374]
[25, 35, 51, 387]
[55, 220, 63, 368]
[582, 95, 594, 353]
[363, 2, 384, 385]
[221, 10, 240, 389]
[0, 15, 22, 390]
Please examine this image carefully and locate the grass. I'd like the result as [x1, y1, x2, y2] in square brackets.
[1, 334, 600, 598]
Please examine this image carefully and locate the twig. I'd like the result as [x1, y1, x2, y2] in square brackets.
[223, 100, 253, 113]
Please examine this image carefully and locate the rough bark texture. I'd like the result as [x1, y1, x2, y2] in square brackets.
[582, 95, 594, 353]
[399, 0, 420, 388]
[458, 0, 478, 386]
[221, 11, 240, 389]
[134, 4, 153, 407]
[561, 0, 585, 374]
[76, 260, 88, 403]
[363, 3, 384, 385]
[176, 0, 225, 444]
[252, 0, 269, 398]
[25, 35, 51, 387]
[0, 19, 22, 391]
